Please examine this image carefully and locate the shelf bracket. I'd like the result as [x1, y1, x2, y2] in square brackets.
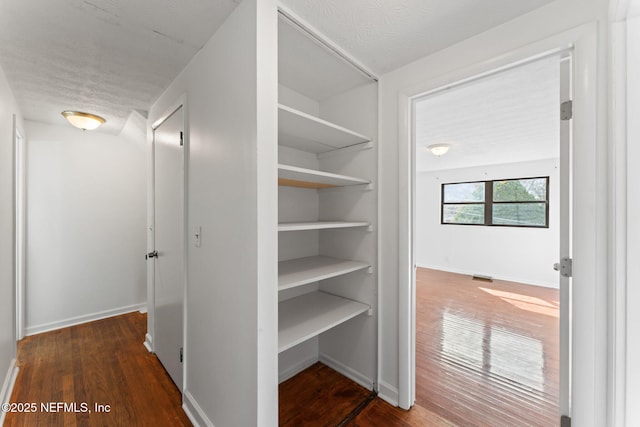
[367, 307, 373, 316]
[367, 224, 374, 232]
[367, 266, 373, 274]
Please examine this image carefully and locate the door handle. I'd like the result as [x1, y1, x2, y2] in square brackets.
[146, 251, 158, 260]
[553, 263, 560, 271]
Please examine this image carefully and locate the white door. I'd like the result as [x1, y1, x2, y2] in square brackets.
[153, 106, 184, 389]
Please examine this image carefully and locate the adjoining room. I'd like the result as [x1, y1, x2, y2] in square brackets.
[413, 55, 562, 426]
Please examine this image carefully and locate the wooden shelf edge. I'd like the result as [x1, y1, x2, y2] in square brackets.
[278, 291, 369, 353]
[278, 104, 371, 142]
[278, 256, 369, 291]
[278, 164, 370, 189]
[278, 221, 369, 232]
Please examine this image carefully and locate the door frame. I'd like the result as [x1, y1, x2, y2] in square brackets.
[397, 22, 607, 424]
[147, 95, 189, 393]
[13, 116, 25, 342]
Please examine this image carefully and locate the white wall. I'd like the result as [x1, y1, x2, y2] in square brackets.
[626, 13, 640, 426]
[25, 120, 146, 334]
[378, 0, 609, 424]
[148, 0, 278, 425]
[0, 64, 23, 421]
[416, 159, 559, 287]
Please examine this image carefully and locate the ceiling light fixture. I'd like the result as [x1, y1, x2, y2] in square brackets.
[61, 111, 106, 130]
[427, 143, 450, 156]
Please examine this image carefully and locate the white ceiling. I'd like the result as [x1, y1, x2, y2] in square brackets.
[0, 0, 557, 134]
[278, 0, 555, 75]
[0, 0, 239, 134]
[415, 55, 560, 172]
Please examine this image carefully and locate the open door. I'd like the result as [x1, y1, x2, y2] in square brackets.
[557, 53, 573, 423]
[151, 106, 185, 389]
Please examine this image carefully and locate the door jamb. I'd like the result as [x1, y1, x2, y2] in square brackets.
[13, 116, 25, 342]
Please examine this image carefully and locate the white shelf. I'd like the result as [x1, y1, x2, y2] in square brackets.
[279, 256, 369, 291]
[278, 164, 369, 189]
[278, 104, 371, 153]
[278, 221, 369, 232]
[278, 291, 369, 353]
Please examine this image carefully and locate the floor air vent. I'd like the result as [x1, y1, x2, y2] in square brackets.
[472, 274, 493, 282]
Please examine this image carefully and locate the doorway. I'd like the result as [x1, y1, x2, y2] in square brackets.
[152, 105, 185, 390]
[410, 53, 570, 425]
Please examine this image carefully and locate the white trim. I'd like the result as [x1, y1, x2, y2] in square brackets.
[144, 333, 153, 353]
[377, 380, 399, 407]
[609, 20, 628, 427]
[319, 353, 374, 392]
[183, 390, 214, 427]
[278, 355, 318, 383]
[25, 303, 146, 336]
[415, 263, 559, 289]
[397, 22, 605, 424]
[0, 359, 19, 426]
[13, 119, 25, 342]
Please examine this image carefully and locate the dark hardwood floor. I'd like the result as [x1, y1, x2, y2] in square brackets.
[5, 268, 558, 426]
[281, 268, 559, 426]
[4, 312, 191, 427]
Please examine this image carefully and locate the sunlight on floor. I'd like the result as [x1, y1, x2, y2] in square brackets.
[479, 286, 559, 318]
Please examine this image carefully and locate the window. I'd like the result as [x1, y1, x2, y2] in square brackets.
[441, 177, 549, 228]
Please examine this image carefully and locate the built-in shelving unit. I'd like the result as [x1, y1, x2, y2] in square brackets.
[278, 221, 369, 232]
[278, 104, 370, 153]
[278, 291, 370, 353]
[278, 164, 370, 189]
[277, 11, 377, 396]
[279, 256, 369, 291]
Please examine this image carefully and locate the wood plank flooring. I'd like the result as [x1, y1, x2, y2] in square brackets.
[5, 268, 558, 426]
[281, 268, 559, 426]
[4, 312, 191, 427]
[415, 268, 559, 426]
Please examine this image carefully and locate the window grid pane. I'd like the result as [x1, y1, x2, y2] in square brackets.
[442, 204, 485, 225]
[441, 177, 549, 228]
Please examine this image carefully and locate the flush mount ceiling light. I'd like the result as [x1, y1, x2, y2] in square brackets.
[61, 111, 106, 130]
[427, 143, 451, 156]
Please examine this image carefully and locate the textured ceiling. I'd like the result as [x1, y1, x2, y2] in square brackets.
[0, 0, 558, 134]
[279, 0, 555, 75]
[415, 56, 560, 172]
[0, 0, 239, 134]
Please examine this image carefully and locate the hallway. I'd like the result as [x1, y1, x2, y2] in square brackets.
[4, 312, 190, 426]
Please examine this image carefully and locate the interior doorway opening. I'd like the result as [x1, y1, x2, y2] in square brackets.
[410, 53, 569, 426]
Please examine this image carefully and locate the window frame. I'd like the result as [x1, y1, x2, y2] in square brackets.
[440, 176, 550, 228]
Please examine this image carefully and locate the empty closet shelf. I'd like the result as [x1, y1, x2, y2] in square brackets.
[279, 256, 369, 291]
[278, 221, 369, 231]
[278, 164, 370, 189]
[278, 291, 369, 353]
[278, 104, 371, 153]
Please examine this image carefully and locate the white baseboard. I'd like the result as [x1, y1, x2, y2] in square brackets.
[377, 380, 399, 407]
[319, 353, 374, 391]
[278, 355, 317, 383]
[183, 390, 214, 427]
[144, 333, 153, 353]
[0, 359, 19, 426]
[25, 303, 147, 336]
[416, 263, 559, 289]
